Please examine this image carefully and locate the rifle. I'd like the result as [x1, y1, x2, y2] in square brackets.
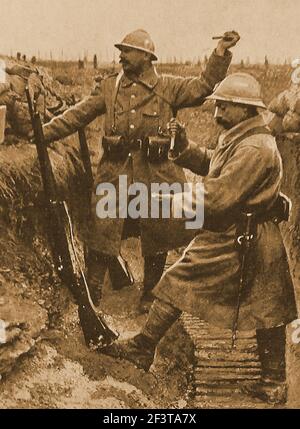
[26, 88, 118, 349]
[78, 128, 94, 199]
[77, 127, 134, 290]
[231, 212, 256, 349]
[231, 195, 292, 349]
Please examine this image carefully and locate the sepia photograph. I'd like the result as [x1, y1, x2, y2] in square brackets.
[0, 0, 299, 413]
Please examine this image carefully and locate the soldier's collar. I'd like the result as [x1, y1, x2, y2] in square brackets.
[219, 115, 269, 147]
[138, 66, 159, 89]
[120, 66, 159, 89]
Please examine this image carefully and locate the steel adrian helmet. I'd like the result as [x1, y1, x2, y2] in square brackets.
[206, 73, 266, 109]
[115, 29, 157, 61]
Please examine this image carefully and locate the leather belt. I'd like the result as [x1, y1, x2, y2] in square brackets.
[251, 194, 291, 225]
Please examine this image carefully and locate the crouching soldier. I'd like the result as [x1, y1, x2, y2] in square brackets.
[100, 73, 298, 404]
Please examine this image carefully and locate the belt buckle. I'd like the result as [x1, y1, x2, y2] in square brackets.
[137, 139, 143, 149]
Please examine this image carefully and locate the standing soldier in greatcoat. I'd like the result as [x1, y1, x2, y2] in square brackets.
[102, 73, 298, 405]
[42, 29, 240, 312]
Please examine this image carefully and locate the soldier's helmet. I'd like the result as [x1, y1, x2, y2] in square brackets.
[115, 29, 157, 61]
[206, 73, 266, 109]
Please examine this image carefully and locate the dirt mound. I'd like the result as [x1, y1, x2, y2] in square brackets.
[0, 220, 56, 379]
[269, 83, 300, 133]
[0, 243, 195, 409]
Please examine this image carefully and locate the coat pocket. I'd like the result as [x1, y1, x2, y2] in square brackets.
[142, 110, 159, 118]
[142, 97, 161, 133]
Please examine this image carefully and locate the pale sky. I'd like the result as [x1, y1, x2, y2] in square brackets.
[0, 0, 299, 63]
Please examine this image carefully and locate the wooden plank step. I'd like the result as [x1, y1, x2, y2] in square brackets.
[194, 341, 257, 352]
[194, 372, 260, 382]
[196, 393, 246, 402]
[186, 329, 256, 340]
[196, 360, 260, 368]
[195, 367, 260, 376]
[191, 336, 256, 343]
[195, 369, 260, 380]
[195, 350, 259, 361]
[195, 378, 259, 386]
[182, 316, 265, 407]
[183, 321, 206, 327]
[194, 335, 256, 343]
[196, 386, 242, 396]
[194, 371, 260, 382]
[195, 398, 268, 409]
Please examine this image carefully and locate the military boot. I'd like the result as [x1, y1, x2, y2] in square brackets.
[101, 298, 181, 370]
[139, 253, 167, 314]
[242, 325, 287, 405]
[101, 333, 156, 371]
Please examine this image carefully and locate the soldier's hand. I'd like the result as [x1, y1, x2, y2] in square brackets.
[216, 31, 240, 56]
[167, 118, 188, 156]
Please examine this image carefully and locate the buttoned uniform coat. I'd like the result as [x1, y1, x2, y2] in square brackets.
[154, 115, 298, 330]
[42, 51, 231, 257]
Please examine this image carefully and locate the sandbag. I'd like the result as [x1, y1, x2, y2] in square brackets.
[0, 57, 73, 140]
[282, 110, 300, 132]
[268, 84, 300, 133]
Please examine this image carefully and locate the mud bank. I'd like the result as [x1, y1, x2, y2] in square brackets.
[0, 130, 194, 408]
[277, 135, 300, 408]
[0, 246, 195, 409]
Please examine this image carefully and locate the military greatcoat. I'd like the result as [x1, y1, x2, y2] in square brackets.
[154, 115, 298, 330]
[43, 51, 231, 256]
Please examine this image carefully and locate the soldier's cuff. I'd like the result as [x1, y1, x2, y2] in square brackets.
[210, 49, 232, 69]
[203, 49, 232, 89]
[212, 48, 232, 59]
[168, 141, 192, 162]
